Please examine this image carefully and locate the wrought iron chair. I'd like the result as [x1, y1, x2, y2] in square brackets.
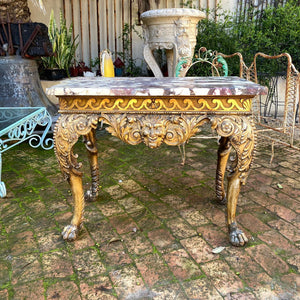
[176, 49, 300, 160]
[216, 52, 300, 150]
[175, 48, 229, 78]
[247, 53, 300, 150]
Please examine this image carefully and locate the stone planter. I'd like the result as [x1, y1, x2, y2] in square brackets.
[141, 8, 205, 77]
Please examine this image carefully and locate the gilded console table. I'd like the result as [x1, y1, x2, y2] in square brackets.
[47, 77, 267, 247]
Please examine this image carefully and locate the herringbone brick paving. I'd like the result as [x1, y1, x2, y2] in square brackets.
[0, 126, 299, 299]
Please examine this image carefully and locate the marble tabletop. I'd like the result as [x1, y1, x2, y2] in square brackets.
[46, 76, 268, 98]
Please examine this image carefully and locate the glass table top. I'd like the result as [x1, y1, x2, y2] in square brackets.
[0, 107, 45, 135]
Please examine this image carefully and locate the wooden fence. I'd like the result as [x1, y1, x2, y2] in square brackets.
[54, 0, 219, 67]
[236, 0, 290, 24]
[28, 0, 295, 68]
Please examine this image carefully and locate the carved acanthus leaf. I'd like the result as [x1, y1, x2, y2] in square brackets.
[211, 116, 256, 183]
[101, 113, 209, 148]
[54, 114, 99, 179]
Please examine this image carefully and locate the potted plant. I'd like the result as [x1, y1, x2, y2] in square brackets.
[41, 10, 78, 80]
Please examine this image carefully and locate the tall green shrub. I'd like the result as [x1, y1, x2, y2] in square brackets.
[194, 1, 300, 76]
[192, 8, 239, 76]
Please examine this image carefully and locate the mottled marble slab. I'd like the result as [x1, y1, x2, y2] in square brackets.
[140, 8, 205, 19]
[47, 76, 268, 97]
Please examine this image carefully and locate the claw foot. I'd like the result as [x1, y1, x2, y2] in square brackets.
[229, 223, 248, 247]
[217, 195, 227, 205]
[62, 225, 79, 241]
[85, 189, 98, 202]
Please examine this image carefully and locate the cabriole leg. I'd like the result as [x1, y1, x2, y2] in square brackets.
[212, 116, 256, 246]
[216, 136, 231, 204]
[143, 44, 163, 78]
[83, 128, 99, 202]
[227, 170, 248, 246]
[62, 174, 85, 240]
[54, 114, 99, 241]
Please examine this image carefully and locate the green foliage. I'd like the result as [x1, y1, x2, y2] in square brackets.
[197, 9, 237, 55]
[194, 1, 300, 77]
[186, 48, 229, 77]
[41, 10, 78, 76]
[190, 7, 239, 76]
[90, 57, 100, 70]
[117, 23, 144, 76]
[180, 0, 197, 8]
[237, 1, 300, 64]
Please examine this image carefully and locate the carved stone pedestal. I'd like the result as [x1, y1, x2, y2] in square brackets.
[141, 8, 205, 77]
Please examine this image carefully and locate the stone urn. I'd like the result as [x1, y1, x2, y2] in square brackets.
[141, 8, 205, 77]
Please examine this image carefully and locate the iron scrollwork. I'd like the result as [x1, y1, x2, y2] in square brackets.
[0, 109, 53, 152]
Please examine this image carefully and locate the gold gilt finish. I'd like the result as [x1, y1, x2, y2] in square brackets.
[101, 114, 208, 148]
[54, 94, 256, 246]
[59, 96, 252, 113]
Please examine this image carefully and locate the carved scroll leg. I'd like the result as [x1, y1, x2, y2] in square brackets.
[212, 116, 256, 247]
[62, 174, 85, 240]
[166, 49, 175, 77]
[226, 117, 256, 246]
[227, 170, 248, 246]
[83, 128, 99, 202]
[54, 113, 99, 241]
[143, 44, 163, 78]
[216, 137, 231, 204]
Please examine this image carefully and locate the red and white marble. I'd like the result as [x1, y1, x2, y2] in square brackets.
[47, 76, 268, 97]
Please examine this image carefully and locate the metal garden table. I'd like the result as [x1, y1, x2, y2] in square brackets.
[47, 77, 267, 246]
[0, 107, 53, 197]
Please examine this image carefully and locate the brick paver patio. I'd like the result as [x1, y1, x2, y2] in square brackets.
[0, 125, 299, 299]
